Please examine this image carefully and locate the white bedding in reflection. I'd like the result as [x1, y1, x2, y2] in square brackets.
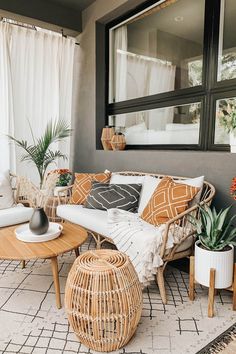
[125, 123, 199, 144]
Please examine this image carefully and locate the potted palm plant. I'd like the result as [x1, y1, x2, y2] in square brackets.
[8, 119, 72, 188]
[192, 205, 236, 289]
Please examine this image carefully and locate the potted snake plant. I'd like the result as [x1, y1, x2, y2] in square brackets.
[192, 205, 236, 289]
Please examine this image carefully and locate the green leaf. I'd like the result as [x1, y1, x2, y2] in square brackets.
[218, 213, 236, 243]
[6, 119, 72, 187]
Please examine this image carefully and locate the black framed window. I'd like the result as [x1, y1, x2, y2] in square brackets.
[96, 0, 236, 150]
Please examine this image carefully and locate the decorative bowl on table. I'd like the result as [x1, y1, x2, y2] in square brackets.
[15, 222, 63, 243]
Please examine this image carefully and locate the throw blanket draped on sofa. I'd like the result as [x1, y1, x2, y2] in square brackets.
[107, 208, 186, 286]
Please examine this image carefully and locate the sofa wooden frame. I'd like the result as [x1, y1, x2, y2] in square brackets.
[58, 171, 215, 304]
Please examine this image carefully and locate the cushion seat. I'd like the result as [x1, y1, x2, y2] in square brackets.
[0, 205, 34, 228]
[57, 204, 109, 237]
[56, 204, 193, 254]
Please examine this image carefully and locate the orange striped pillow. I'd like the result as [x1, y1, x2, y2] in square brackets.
[70, 172, 111, 205]
[141, 176, 199, 226]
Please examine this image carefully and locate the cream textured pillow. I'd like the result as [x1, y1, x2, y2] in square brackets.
[178, 176, 204, 205]
[109, 173, 145, 185]
[138, 175, 161, 215]
[0, 170, 14, 210]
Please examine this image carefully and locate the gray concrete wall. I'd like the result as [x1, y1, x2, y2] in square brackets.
[73, 0, 236, 211]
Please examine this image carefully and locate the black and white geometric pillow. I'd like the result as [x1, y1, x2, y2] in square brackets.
[84, 181, 142, 212]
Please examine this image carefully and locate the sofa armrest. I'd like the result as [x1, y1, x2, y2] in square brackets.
[159, 204, 199, 258]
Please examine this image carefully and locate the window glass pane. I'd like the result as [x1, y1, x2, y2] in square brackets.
[109, 0, 205, 103]
[215, 97, 236, 144]
[218, 0, 236, 81]
[109, 102, 201, 145]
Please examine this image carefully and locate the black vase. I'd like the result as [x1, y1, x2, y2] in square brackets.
[29, 208, 49, 235]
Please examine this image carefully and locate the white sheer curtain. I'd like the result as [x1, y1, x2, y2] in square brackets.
[0, 23, 15, 172]
[0, 22, 75, 184]
[114, 26, 127, 102]
[114, 26, 127, 127]
[113, 24, 176, 130]
[148, 60, 176, 130]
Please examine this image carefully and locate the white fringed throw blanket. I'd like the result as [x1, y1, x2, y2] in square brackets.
[107, 208, 184, 286]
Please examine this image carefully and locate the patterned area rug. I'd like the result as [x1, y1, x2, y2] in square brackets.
[0, 236, 235, 354]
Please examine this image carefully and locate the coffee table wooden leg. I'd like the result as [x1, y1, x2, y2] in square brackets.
[189, 256, 195, 301]
[21, 260, 25, 269]
[208, 268, 215, 318]
[51, 257, 61, 309]
[74, 248, 80, 258]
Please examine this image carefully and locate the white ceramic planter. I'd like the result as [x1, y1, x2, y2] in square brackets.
[54, 186, 68, 197]
[230, 132, 236, 153]
[195, 240, 234, 289]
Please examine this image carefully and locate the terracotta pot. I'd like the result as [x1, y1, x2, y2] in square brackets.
[111, 132, 126, 151]
[101, 126, 115, 150]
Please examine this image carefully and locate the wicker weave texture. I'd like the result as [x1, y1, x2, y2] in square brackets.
[65, 250, 143, 352]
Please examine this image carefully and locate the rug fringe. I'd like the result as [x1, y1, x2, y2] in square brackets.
[197, 324, 236, 353]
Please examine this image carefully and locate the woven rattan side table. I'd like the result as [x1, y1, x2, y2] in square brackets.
[44, 196, 68, 222]
[65, 249, 143, 352]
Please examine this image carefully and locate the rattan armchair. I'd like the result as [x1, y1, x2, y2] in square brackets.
[57, 171, 215, 304]
[11, 172, 59, 209]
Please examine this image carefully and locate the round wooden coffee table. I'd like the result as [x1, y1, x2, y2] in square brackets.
[0, 222, 87, 309]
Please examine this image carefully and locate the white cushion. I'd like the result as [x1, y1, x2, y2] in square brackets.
[0, 170, 14, 210]
[57, 203, 193, 270]
[0, 205, 34, 227]
[178, 175, 204, 189]
[125, 128, 199, 145]
[109, 173, 145, 185]
[57, 204, 109, 237]
[57, 204, 192, 254]
[138, 175, 161, 214]
[125, 122, 146, 134]
[166, 123, 199, 131]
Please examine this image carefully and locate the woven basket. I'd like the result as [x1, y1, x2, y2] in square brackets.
[101, 126, 115, 150]
[65, 249, 142, 352]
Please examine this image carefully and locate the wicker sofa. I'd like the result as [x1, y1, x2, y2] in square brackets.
[56, 171, 215, 304]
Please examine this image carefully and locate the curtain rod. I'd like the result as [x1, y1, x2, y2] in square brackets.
[0, 18, 80, 46]
[117, 49, 172, 65]
[61, 29, 80, 46]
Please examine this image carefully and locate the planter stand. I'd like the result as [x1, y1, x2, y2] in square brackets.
[189, 256, 236, 317]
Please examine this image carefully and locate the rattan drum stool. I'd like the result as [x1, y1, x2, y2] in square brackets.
[65, 249, 143, 352]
